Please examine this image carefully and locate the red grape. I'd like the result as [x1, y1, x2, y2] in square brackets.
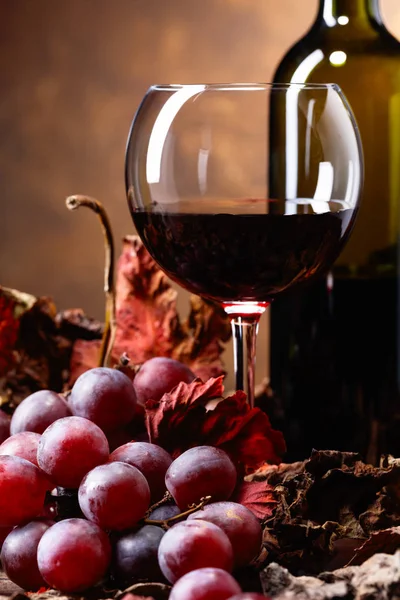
[157, 519, 233, 583]
[0, 456, 49, 527]
[169, 568, 241, 600]
[165, 446, 237, 509]
[133, 357, 195, 405]
[109, 441, 172, 501]
[112, 525, 165, 586]
[0, 411, 10, 444]
[37, 518, 111, 592]
[1, 519, 54, 590]
[37, 416, 109, 488]
[0, 432, 41, 466]
[78, 461, 150, 531]
[10, 390, 71, 435]
[188, 501, 262, 567]
[228, 595, 269, 599]
[69, 367, 137, 432]
[0, 527, 13, 551]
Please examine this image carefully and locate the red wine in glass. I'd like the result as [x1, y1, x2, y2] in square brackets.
[132, 199, 357, 306]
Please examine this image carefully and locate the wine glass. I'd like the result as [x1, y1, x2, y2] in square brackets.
[125, 83, 363, 408]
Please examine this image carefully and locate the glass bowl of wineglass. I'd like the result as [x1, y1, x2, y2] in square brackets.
[125, 83, 363, 407]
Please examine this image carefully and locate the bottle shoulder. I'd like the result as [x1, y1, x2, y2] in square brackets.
[273, 30, 400, 83]
[274, 24, 400, 76]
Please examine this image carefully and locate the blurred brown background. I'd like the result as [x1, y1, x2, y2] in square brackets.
[1, 0, 400, 388]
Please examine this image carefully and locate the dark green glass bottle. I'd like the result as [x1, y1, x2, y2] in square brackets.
[269, 0, 400, 464]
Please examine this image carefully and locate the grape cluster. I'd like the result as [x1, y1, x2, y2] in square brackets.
[0, 359, 264, 599]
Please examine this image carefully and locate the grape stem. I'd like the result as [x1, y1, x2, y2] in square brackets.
[65, 195, 116, 368]
[144, 495, 212, 530]
[118, 352, 131, 367]
[144, 490, 173, 517]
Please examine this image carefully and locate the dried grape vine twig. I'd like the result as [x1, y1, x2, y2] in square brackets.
[66, 195, 116, 368]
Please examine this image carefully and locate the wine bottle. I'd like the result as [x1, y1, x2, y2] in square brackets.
[269, 0, 400, 464]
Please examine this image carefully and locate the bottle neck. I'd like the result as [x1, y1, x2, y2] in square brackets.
[316, 0, 382, 27]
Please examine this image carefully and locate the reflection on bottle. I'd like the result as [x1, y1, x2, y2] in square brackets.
[329, 50, 347, 66]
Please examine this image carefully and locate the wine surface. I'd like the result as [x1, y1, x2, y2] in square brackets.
[132, 200, 354, 305]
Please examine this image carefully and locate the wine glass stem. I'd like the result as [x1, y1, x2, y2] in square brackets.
[230, 314, 262, 409]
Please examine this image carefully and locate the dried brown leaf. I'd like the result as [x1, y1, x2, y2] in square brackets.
[172, 295, 231, 380]
[145, 377, 285, 471]
[145, 376, 224, 448]
[254, 450, 400, 575]
[68, 236, 230, 384]
[346, 526, 400, 566]
[0, 287, 36, 376]
[113, 235, 183, 363]
[233, 480, 277, 520]
[359, 491, 400, 535]
[247, 460, 306, 483]
[68, 339, 102, 383]
[0, 288, 74, 407]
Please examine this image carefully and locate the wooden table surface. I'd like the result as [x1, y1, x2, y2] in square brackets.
[0, 572, 23, 599]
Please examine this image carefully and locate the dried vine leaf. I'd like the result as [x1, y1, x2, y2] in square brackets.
[69, 236, 230, 384]
[55, 308, 104, 340]
[253, 450, 400, 575]
[0, 285, 104, 408]
[145, 376, 224, 443]
[113, 235, 183, 363]
[200, 393, 286, 471]
[68, 339, 102, 384]
[0, 288, 72, 408]
[0, 287, 36, 376]
[346, 526, 400, 566]
[233, 480, 277, 519]
[172, 294, 231, 381]
[359, 491, 400, 535]
[247, 460, 306, 483]
[144, 376, 285, 471]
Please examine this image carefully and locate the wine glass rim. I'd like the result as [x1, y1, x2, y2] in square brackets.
[148, 82, 340, 92]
